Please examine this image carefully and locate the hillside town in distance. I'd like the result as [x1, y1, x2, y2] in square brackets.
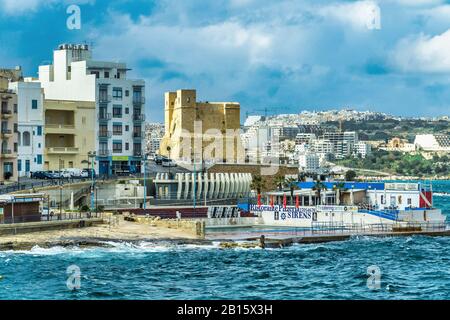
[146, 109, 450, 181]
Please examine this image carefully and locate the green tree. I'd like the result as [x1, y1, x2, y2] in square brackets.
[345, 170, 357, 181]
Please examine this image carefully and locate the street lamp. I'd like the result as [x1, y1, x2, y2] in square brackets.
[143, 153, 148, 211]
[88, 151, 96, 212]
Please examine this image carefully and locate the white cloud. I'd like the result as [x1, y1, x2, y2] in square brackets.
[392, 29, 450, 73]
[319, 1, 381, 30]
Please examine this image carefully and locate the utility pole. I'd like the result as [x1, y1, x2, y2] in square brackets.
[88, 151, 96, 212]
[143, 154, 148, 211]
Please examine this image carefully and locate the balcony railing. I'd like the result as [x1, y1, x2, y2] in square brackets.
[1, 109, 12, 115]
[1, 129, 12, 135]
[133, 132, 142, 138]
[98, 95, 112, 103]
[98, 149, 111, 157]
[45, 124, 75, 130]
[133, 114, 146, 121]
[46, 147, 79, 154]
[1, 149, 12, 155]
[133, 150, 142, 157]
[133, 97, 145, 105]
[98, 113, 112, 121]
[98, 131, 112, 138]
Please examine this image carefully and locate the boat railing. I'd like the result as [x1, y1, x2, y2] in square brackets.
[308, 221, 448, 236]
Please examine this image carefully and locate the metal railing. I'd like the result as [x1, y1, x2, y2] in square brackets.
[0, 211, 103, 225]
[98, 131, 112, 138]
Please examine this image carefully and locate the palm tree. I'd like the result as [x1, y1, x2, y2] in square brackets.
[251, 175, 266, 204]
[274, 175, 286, 191]
[285, 177, 300, 205]
[333, 182, 347, 205]
[313, 180, 328, 205]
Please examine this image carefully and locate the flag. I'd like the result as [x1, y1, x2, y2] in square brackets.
[283, 194, 287, 209]
[296, 195, 299, 208]
[257, 194, 261, 207]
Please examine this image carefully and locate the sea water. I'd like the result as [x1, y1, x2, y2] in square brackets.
[0, 181, 449, 300]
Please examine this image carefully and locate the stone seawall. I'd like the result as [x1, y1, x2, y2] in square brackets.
[0, 218, 104, 236]
[133, 216, 206, 239]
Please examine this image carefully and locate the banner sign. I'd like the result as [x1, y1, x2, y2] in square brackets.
[250, 205, 315, 220]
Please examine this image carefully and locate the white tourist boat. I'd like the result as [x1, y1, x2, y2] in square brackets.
[245, 182, 447, 230]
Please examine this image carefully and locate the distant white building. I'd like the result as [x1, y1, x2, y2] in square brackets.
[354, 141, 372, 158]
[8, 80, 44, 177]
[145, 123, 165, 157]
[415, 134, 450, 152]
[299, 152, 320, 173]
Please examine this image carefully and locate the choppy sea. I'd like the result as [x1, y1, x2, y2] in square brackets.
[0, 181, 449, 300]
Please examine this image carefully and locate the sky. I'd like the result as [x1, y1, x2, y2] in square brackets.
[1, 0, 450, 122]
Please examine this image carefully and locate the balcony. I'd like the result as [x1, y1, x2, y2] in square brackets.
[98, 95, 112, 104]
[133, 132, 142, 139]
[98, 131, 112, 139]
[1, 129, 12, 138]
[46, 147, 80, 154]
[1, 109, 12, 118]
[133, 114, 146, 122]
[98, 149, 111, 157]
[45, 124, 75, 134]
[98, 113, 112, 121]
[133, 96, 145, 105]
[1, 149, 15, 158]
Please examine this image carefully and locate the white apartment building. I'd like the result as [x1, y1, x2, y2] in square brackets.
[38, 44, 146, 175]
[354, 141, 372, 159]
[299, 152, 320, 173]
[414, 134, 450, 152]
[8, 80, 44, 177]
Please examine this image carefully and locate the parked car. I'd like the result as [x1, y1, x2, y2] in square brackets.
[31, 171, 47, 179]
[162, 159, 177, 167]
[41, 207, 55, 217]
[61, 168, 84, 178]
[82, 168, 96, 178]
[155, 155, 169, 165]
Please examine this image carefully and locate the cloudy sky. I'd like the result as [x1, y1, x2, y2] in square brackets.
[1, 0, 450, 121]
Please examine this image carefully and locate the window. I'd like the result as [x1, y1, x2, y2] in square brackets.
[113, 124, 123, 135]
[113, 106, 122, 118]
[125, 143, 129, 151]
[133, 126, 142, 137]
[99, 89, 108, 102]
[13, 143, 17, 153]
[14, 123, 18, 133]
[133, 90, 142, 103]
[113, 87, 123, 99]
[113, 141, 122, 153]
[125, 90, 129, 97]
[125, 125, 129, 132]
[32, 99, 38, 109]
[125, 107, 129, 114]
[37, 126, 42, 136]
[104, 71, 110, 78]
[134, 143, 142, 156]
[14, 104, 17, 113]
[23, 131, 31, 146]
[117, 72, 121, 79]
[18, 159, 22, 172]
[25, 160, 30, 172]
[69, 161, 73, 168]
[37, 155, 42, 165]
[91, 71, 100, 79]
[407, 198, 412, 206]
